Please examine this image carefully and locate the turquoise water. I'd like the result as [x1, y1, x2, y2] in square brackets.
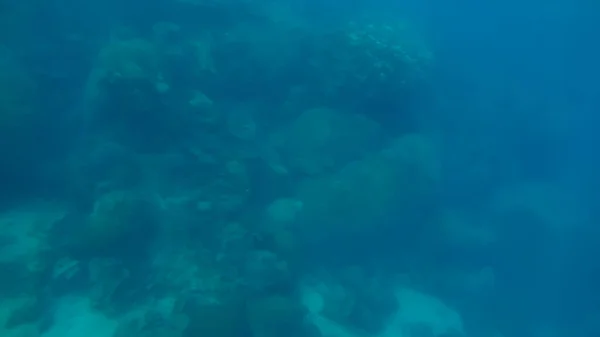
[0, 1, 598, 337]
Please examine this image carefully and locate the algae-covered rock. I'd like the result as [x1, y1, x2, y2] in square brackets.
[64, 191, 162, 259]
[292, 133, 441, 246]
[273, 107, 384, 176]
[84, 37, 197, 151]
[304, 19, 432, 115]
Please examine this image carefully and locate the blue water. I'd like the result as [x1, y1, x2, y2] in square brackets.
[0, 1, 598, 337]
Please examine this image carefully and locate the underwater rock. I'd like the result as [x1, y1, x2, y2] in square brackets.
[188, 90, 219, 125]
[318, 282, 355, 325]
[182, 289, 318, 337]
[272, 107, 384, 176]
[346, 285, 399, 334]
[84, 37, 201, 151]
[391, 288, 465, 337]
[304, 285, 463, 337]
[265, 198, 303, 226]
[302, 19, 432, 119]
[87, 258, 134, 312]
[4, 297, 44, 330]
[226, 105, 258, 141]
[291, 133, 440, 249]
[306, 272, 399, 335]
[194, 160, 251, 216]
[242, 250, 292, 294]
[63, 191, 162, 260]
